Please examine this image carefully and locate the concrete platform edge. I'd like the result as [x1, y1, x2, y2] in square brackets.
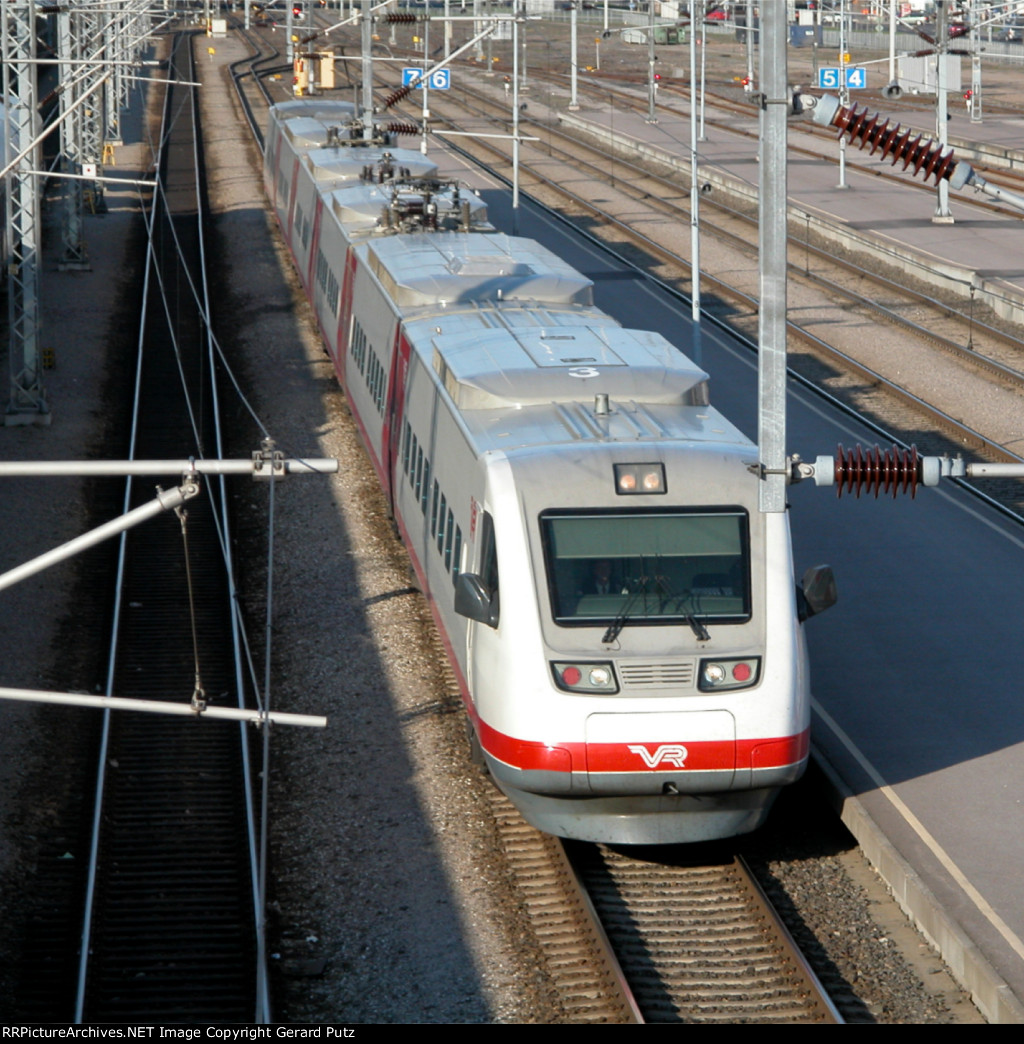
[812, 745, 1024, 1025]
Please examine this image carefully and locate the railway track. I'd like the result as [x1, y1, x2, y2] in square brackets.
[486, 790, 841, 1023]
[76, 31, 265, 1023]
[6, 32, 271, 1023]
[568, 841, 841, 1023]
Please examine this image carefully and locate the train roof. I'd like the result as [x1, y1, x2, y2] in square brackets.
[461, 387, 750, 458]
[430, 324, 709, 409]
[329, 180, 491, 235]
[366, 234, 594, 309]
[280, 115, 346, 149]
[406, 310, 750, 456]
[271, 99, 357, 124]
[302, 146, 437, 184]
[272, 101, 416, 152]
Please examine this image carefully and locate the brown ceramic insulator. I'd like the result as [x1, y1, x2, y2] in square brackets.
[831, 103, 957, 186]
[833, 444, 920, 498]
[380, 120, 421, 136]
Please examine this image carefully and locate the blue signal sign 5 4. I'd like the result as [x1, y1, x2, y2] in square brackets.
[818, 66, 866, 89]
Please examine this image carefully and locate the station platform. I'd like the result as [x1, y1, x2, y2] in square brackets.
[559, 76, 1024, 331]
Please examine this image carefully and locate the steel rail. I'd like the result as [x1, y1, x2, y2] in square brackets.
[733, 854, 845, 1023]
[71, 31, 171, 1023]
[73, 31, 267, 1022]
[191, 24, 274, 1020]
[231, 21, 282, 148]
[565, 842, 844, 1023]
[483, 789, 644, 1022]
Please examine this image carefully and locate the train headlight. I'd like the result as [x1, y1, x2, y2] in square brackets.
[698, 656, 761, 692]
[552, 661, 619, 694]
[614, 463, 666, 495]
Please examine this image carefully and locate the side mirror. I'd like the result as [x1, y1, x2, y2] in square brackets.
[454, 573, 499, 629]
[797, 564, 837, 622]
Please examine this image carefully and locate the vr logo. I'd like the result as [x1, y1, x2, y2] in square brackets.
[628, 743, 688, 769]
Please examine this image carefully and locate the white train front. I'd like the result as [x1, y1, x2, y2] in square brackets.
[264, 100, 834, 844]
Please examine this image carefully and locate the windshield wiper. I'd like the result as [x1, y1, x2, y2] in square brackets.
[657, 569, 712, 642]
[682, 603, 711, 642]
[602, 576, 648, 644]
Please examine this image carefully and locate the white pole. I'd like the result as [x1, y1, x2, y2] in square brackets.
[570, 2, 579, 110]
[689, 0, 701, 368]
[934, 1, 953, 221]
[837, 0, 848, 189]
[758, 3, 788, 515]
[512, 10, 521, 233]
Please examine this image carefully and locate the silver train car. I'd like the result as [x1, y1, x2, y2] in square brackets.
[265, 100, 834, 844]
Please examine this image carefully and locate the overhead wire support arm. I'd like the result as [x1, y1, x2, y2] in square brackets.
[0, 451, 338, 592]
[0, 685, 327, 729]
[782, 445, 1024, 497]
[0, 455, 339, 478]
[0, 477, 202, 596]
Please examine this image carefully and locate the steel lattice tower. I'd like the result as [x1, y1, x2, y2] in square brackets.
[3, 0, 48, 425]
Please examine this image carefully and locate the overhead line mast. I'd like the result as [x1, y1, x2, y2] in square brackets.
[2, 0, 47, 426]
[3, 0, 158, 424]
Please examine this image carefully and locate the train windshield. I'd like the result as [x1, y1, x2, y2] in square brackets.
[540, 509, 750, 627]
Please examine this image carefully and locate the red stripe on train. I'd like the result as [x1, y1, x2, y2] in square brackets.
[477, 720, 809, 774]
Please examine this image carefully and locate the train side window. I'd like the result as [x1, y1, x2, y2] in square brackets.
[480, 511, 499, 597]
[327, 269, 339, 314]
[374, 352, 383, 411]
[374, 352, 385, 413]
[452, 526, 463, 583]
[414, 446, 423, 501]
[437, 494, 447, 554]
[430, 480, 440, 537]
[352, 321, 366, 374]
[402, 421, 411, 475]
[444, 509, 455, 572]
[421, 460, 431, 515]
[409, 435, 418, 490]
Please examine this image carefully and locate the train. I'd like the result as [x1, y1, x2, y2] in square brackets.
[263, 98, 835, 844]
